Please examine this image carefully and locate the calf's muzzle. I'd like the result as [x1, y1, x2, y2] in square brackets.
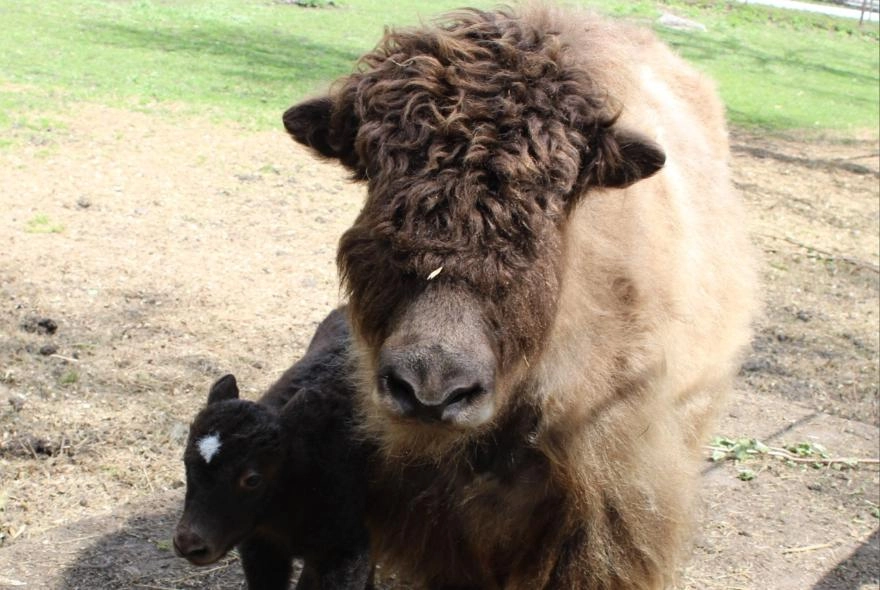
[173, 521, 216, 566]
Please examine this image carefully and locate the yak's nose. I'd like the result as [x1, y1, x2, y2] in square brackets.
[173, 524, 210, 563]
[377, 344, 494, 423]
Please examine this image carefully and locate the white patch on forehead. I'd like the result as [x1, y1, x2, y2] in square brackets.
[197, 433, 222, 464]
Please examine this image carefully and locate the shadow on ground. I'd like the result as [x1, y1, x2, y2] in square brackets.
[57, 505, 247, 590]
[813, 529, 880, 590]
[0, 491, 255, 590]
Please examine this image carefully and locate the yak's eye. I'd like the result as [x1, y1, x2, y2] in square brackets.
[239, 471, 262, 491]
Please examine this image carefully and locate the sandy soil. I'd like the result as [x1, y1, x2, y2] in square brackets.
[0, 104, 877, 589]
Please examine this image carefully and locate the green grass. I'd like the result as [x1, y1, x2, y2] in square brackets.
[0, 0, 877, 132]
[645, 1, 880, 131]
[59, 370, 79, 386]
[0, 0, 495, 130]
[25, 214, 64, 234]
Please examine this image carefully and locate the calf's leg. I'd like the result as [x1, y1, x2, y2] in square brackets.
[308, 542, 373, 590]
[239, 537, 293, 590]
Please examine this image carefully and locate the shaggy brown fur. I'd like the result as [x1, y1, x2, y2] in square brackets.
[284, 4, 757, 590]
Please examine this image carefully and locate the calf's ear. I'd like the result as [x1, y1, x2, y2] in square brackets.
[584, 126, 666, 189]
[207, 374, 239, 405]
[283, 95, 360, 172]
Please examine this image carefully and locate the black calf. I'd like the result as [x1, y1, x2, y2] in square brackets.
[174, 308, 372, 590]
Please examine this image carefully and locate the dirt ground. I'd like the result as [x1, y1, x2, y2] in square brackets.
[0, 104, 877, 590]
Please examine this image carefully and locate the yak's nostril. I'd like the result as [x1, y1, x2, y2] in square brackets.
[377, 340, 496, 424]
[444, 384, 486, 407]
[379, 369, 419, 414]
[378, 363, 493, 424]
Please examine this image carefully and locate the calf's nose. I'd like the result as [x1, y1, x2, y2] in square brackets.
[173, 525, 209, 561]
[377, 345, 494, 422]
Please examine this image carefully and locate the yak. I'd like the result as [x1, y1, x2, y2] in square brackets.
[283, 5, 757, 589]
[173, 309, 373, 590]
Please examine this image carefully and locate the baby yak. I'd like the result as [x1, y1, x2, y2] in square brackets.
[173, 309, 372, 590]
[284, 4, 758, 590]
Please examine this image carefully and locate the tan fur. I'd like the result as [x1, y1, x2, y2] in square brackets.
[287, 4, 757, 589]
[525, 7, 757, 587]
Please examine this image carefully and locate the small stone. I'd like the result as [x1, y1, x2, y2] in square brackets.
[76, 197, 91, 209]
[39, 344, 58, 356]
[657, 13, 707, 32]
[21, 316, 58, 335]
[234, 173, 261, 183]
[741, 358, 772, 373]
[169, 422, 189, 445]
[795, 310, 811, 322]
[8, 395, 26, 412]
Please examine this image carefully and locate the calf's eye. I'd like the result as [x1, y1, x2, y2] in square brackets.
[239, 472, 262, 490]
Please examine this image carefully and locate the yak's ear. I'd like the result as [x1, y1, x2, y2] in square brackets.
[587, 126, 666, 189]
[283, 96, 360, 170]
[207, 374, 239, 405]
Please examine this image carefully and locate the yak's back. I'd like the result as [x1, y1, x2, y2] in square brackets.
[533, 4, 756, 439]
